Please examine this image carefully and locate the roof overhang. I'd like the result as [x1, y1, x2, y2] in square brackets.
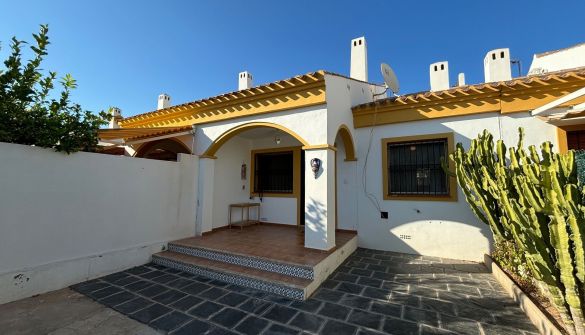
[98, 126, 193, 144]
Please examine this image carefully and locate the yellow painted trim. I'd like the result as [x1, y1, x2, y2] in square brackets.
[302, 144, 337, 151]
[249, 146, 302, 227]
[353, 78, 585, 128]
[119, 72, 327, 128]
[557, 127, 568, 154]
[381, 132, 457, 202]
[336, 124, 357, 161]
[203, 122, 310, 158]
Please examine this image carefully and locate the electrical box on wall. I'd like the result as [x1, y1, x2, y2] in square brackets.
[380, 211, 388, 219]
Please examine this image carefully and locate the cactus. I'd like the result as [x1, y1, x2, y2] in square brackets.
[451, 128, 585, 335]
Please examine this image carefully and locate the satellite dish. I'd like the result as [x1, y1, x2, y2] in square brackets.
[380, 63, 400, 95]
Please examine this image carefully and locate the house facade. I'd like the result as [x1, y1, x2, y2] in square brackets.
[99, 39, 585, 262]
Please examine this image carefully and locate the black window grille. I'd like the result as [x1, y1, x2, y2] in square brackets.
[254, 151, 293, 194]
[387, 138, 448, 196]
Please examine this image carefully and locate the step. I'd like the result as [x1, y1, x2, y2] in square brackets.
[168, 241, 314, 280]
[152, 251, 311, 300]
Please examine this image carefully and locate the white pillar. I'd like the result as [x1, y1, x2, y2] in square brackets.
[304, 148, 336, 250]
[197, 157, 215, 235]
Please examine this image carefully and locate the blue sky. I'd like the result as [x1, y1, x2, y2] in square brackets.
[1, 1, 584, 117]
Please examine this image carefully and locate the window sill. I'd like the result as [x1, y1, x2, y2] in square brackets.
[250, 192, 297, 199]
[383, 194, 457, 202]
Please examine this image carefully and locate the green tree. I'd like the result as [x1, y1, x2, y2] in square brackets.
[0, 24, 109, 153]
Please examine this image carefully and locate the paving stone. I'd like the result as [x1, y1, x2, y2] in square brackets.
[113, 296, 153, 314]
[207, 327, 239, 335]
[234, 315, 269, 335]
[152, 289, 188, 305]
[199, 287, 230, 300]
[289, 311, 325, 333]
[151, 273, 180, 284]
[313, 288, 345, 303]
[138, 284, 169, 298]
[125, 280, 154, 292]
[217, 292, 248, 307]
[164, 268, 184, 274]
[362, 287, 391, 301]
[403, 306, 439, 327]
[347, 309, 383, 329]
[171, 318, 213, 335]
[440, 314, 481, 335]
[317, 302, 352, 320]
[239, 298, 273, 315]
[264, 324, 300, 335]
[383, 316, 419, 335]
[262, 294, 295, 305]
[126, 266, 153, 275]
[493, 311, 538, 331]
[455, 306, 495, 323]
[409, 285, 438, 299]
[209, 279, 230, 287]
[381, 281, 409, 294]
[420, 325, 457, 334]
[139, 270, 167, 280]
[321, 279, 340, 289]
[339, 294, 372, 310]
[480, 322, 526, 335]
[182, 281, 212, 295]
[131, 303, 171, 324]
[188, 301, 224, 319]
[448, 284, 481, 296]
[150, 311, 192, 332]
[100, 291, 136, 307]
[351, 268, 374, 277]
[290, 298, 322, 312]
[372, 272, 395, 281]
[262, 304, 298, 323]
[357, 276, 383, 288]
[166, 278, 196, 289]
[370, 301, 401, 317]
[334, 272, 360, 283]
[71, 281, 110, 294]
[102, 272, 130, 283]
[367, 264, 388, 272]
[321, 320, 358, 335]
[170, 295, 203, 312]
[336, 282, 365, 295]
[419, 298, 456, 315]
[89, 286, 122, 300]
[112, 275, 141, 287]
[210, 307, 247, 328]
[389, 292, 420, 307]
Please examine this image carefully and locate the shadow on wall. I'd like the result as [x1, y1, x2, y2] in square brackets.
[305, 197, 328, 246]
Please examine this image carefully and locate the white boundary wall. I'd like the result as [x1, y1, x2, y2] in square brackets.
[0, 143, 198, 304]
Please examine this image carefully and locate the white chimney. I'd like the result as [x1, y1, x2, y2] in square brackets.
[484, 48, 512, 83]
[458, 73, 466, 86]
[350, 36, 368, 82]
[157, 93, 171, 110]
[238, 71, 253, 90]
[109, 107, 122, 129]
[429, 61, 449, 91]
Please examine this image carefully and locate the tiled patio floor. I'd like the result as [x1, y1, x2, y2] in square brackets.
[72, 248, 539, 335]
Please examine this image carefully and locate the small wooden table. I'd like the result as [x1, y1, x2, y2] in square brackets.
[228, 203, 261, 229]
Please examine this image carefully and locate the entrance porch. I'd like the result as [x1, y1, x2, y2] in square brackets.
[152, 225, 358, 300]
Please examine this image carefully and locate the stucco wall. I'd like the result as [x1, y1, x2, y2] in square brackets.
[0, 143, 198, 304]
[354, 112, 559, 261]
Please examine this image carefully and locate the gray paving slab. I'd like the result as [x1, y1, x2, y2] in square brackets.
[7, 248, 539, 334]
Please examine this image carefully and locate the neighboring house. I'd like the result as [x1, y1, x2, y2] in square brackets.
[99, 37, 585, 262]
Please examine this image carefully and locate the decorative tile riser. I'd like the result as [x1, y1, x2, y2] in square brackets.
[152, 255, 305, 301]
[168, 244, 313, 280]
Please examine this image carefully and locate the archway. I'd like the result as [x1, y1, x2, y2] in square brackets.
[202, 122, 310, 158]
[335, 124, 357, 161]
[135, 138, 191, 161]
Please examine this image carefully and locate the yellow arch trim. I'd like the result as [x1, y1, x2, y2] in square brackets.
[202, 122, 310, 158]
[336, 124, 357, 161]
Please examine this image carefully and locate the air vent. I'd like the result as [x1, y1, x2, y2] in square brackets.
[399, 234, 412, 240]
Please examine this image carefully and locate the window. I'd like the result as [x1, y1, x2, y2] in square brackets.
[252, 148, 298, 195]
[382, 133, 456, 201]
